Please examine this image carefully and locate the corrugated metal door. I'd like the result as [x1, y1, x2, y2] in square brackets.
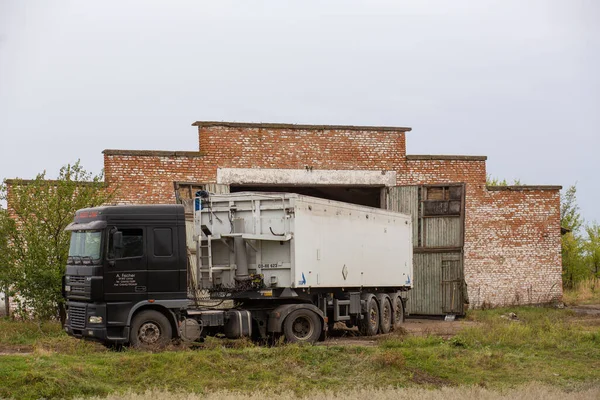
[386, 186, 419, 245]
[387, 185, 465, 315]
[410, 253, 441, 315]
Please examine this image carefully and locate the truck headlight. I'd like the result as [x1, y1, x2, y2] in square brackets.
[88, 316, 103, 324]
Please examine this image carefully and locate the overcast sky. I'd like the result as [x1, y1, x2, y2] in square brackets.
[1, 1, 598, 223]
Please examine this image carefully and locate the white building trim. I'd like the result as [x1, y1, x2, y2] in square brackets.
[217, 168, 397, 187]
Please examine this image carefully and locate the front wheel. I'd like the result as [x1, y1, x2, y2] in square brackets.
[130, 310, 173, 349]
[283, 309, 322, 344]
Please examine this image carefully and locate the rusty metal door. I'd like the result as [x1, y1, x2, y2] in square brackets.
[387, 185, 465, 315]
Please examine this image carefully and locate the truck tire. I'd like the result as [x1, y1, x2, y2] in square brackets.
[283, 309, 322, 344]
[391, 294, 405, 329]
[130, 310, 173, 349]
[377, 294, 392, 334]
[359, 296, 380, 336]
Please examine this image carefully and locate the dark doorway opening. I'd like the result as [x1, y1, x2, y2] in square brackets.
[230, 185, 383, 208]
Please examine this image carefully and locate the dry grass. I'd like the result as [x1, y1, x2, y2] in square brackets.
[80, 384, 600, 400]
[564, 278, 600, 305]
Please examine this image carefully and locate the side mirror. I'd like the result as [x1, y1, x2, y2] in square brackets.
[113, 231, 123, 250]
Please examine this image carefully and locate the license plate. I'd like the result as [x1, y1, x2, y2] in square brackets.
[64, 285, 71, 292]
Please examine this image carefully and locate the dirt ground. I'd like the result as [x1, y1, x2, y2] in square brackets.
[321, 317, 478, 346]
[401, 317, 478, 338]
[0, 344, 33, 355]
[569, 304, 600, 316]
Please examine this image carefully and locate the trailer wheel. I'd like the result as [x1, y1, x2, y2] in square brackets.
[130, 310, 172, 349]
[359, 296, 380, 336]
[392, 294, 405, 329]
[283, 309, 322, 344]
[378, 295, 392, 334]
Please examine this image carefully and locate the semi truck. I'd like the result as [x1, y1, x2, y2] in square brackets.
[63, 192, 413, 348]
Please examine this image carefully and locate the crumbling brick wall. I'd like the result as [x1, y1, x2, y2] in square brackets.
[103, 122, 562, 307]
[468, 187, 562, 307]
[399, 157, 562, 307]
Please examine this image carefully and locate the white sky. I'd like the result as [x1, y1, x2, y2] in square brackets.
[1, 1, 598, 223]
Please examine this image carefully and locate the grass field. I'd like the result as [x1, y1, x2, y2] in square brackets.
[0, 306, 599, 400]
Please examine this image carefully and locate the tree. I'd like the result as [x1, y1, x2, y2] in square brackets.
[561, 185, 583, 233]
[1, 161, 115, 323]
[0, 209, 16, 316]
[562, 230, 587, 288]
[584, 223, 600, 278]
[560, 184, 588, 288]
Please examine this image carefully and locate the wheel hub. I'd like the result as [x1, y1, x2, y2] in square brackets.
[369, 308, 378, 326]
[292, 316, 313, 339]
[383, 304, 391, 323]
[139, 322, 161, 344]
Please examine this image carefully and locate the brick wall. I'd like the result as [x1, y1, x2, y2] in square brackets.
[103, 122, 562, 307]
[103, 151, 209, 204]
[468, 188, 562, 307]
[399, 158, 562, 307]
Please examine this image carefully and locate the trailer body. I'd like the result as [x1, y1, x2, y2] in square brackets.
[194, 192, 412, 290]
[62, 193, 413, 347]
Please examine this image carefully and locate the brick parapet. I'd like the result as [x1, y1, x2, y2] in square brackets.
[198, 126, 407, 171]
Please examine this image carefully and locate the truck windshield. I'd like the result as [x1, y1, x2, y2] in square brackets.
[68, 230, 102, 263]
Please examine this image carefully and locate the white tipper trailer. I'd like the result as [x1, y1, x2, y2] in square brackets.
[189, 192, 413, 343]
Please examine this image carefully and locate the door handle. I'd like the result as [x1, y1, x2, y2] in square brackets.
[109, 260, 115, 267]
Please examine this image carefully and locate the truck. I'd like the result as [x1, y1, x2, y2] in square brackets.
[63, 192, 413, 348]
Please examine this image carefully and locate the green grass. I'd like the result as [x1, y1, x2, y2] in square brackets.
[0, 307, 599, 400]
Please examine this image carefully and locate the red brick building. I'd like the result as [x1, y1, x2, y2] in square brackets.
[103, 121, 562, 314]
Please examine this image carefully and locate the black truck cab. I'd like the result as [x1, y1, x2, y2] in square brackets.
[63, 205, 188, 344]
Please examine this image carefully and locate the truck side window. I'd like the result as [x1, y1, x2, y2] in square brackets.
[153, 228, 173, 257]
[108, 228, 144, 259]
